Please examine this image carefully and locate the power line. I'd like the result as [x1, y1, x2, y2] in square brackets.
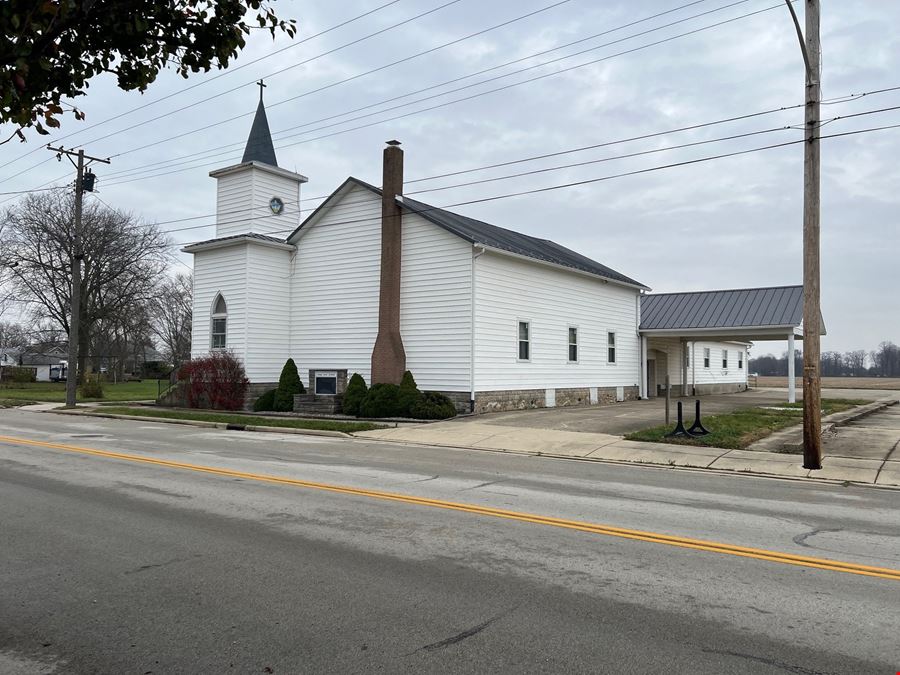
[0, 0, 406, 175]
[100, 0, 797, 187]
[102, 0, 708, 172]
[101, 0, 748, 183]
[49, 0, 466, 157]
[160, 116, 900, 243]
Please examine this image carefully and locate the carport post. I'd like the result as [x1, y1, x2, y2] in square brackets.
[788, 334, 796, 403]
[640, 336, 649, 399]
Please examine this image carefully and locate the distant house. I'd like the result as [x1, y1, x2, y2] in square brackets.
[20, 344, 68, 382]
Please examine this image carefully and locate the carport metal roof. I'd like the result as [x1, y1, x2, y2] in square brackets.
[639, 285, 825, 341]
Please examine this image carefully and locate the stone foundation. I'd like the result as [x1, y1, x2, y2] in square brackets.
[474, 385, 639, 414]
[244, 382, 278, 410]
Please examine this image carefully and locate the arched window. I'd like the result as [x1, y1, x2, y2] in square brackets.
[211, 294, 227, 349]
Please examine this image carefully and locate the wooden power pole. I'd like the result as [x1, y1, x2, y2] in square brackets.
[46, 145, 110, 409]
[785, 0, 822, 469]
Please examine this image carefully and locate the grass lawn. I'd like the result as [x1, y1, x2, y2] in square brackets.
[1, 398, 37, 408]
[625, 399, 868, 450]
[0, 380, 159, 402]
[98, 406, 386, 434]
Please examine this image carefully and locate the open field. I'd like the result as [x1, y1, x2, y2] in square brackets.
[625, 398, 867, 450]
[754, 376, 900, 390]
[0, 380, 158, 402]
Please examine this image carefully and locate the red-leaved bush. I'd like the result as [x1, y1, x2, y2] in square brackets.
[177, 351, 249, 410]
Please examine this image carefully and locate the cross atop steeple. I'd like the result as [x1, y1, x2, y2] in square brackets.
[242, 81, 277, 166]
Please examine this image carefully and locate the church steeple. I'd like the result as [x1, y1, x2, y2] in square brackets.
[242, 80, 278, 166]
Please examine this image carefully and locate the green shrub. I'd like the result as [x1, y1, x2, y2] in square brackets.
[397, 370, 421, 416]
[410, 391, 458, 420]
[252, 388, 276, 412]
[80, 376, 104, 399]
[1, 366, 35, 384]
[359, 383, 402, 418]
[273, 358, 304, 412]
[342, 373, 367, 417]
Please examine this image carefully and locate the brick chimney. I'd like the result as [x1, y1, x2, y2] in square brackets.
[370, 140, 406, 384]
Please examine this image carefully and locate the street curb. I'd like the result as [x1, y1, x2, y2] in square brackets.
[747, 397, 899, 454]
[48, 408, 352, 438]
[350, 433, 900, 491]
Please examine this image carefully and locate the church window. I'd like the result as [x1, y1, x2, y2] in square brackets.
[211, 294, 227, 349]
[518, 321, 530, 361]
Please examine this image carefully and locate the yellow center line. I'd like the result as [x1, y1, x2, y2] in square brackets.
[3, 433, 899, 581]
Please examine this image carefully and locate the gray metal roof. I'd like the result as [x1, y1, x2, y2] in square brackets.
[640, 285, 805, 330]
[183, 232, 287, 251]
[292, 178, 646, 288]
[241, 98, 278, 167]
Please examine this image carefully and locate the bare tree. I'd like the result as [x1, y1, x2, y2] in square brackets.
[1, 191, 171, 376]
[0, 321, 29, 348]
[148, 273, 193, 368]
[842, 350, 867, 377]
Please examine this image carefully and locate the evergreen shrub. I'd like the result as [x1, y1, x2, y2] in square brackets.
[342, 373, 367, 417]
[79, 376, 104, 399]
[359, 383, 402, 418]
[410, 391, 457, 420]
[273, 358, 304, 412]
[252, 388, 276, 412]
[397, 370, 421, 416]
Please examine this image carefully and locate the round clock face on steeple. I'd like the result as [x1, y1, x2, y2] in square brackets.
[269, 197, 284, 214]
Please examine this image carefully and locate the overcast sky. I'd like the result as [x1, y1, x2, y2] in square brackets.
[2, 0, 898, 355]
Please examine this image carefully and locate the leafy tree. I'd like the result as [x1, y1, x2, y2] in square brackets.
[273, 358, 303, 412]
[342, 373, 367, 417]
[1, 0, 296, 140]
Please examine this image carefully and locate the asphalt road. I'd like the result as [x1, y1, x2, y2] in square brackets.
[1, 408, 898, 674]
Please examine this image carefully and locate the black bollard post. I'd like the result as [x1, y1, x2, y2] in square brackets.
[688, 399, 710, 436]
[665, 401, 693, 437]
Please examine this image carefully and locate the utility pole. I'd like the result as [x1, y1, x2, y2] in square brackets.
[46, 145, 110, 408]
[784, 0, 822, 469]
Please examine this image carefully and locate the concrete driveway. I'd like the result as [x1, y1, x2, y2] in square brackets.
[459, 387, 900, 436]
[824, 404, 900, 461]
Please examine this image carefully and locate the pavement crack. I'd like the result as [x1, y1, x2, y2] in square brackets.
[408, 609, 510, 655]
[459, 479, 503, 492]
[702, 648, 838, 675]
[410, 475, 439, 483]
[792, 527, 841, 548]
[124, 554, 202, 575]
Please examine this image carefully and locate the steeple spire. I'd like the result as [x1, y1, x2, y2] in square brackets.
[242, 80, 278, 166]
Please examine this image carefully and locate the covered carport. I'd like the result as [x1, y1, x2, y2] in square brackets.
[638, 285, 823, 403]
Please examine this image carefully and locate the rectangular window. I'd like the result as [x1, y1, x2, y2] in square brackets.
[722, 349, 728, 369]
[518, 321, 530, 361]
[738, 352, 744, 369]
[568, 326, 578, 363]
[703, 347, 710, 369]
[607, 331, 616, 364]
[211, 318, 226, 349]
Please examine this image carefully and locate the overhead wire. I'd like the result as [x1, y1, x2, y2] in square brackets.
[0, 0, 407, 174]
[101, 0, 754, 184]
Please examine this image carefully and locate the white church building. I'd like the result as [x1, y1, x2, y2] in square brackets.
[186, 97, 809, 413]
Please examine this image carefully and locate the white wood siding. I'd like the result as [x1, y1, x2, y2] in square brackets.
[400, 213, 472, 391]
[289, 186, 383, 383]
[216, 167, 301, 238]
[289, 186, 472, 390]
[191, 246, 249, 364]
[244, 245, 292, 381]
[473, 252, 641, 391]
[646, 337, 748, 386]
[215, 172, 252, 238]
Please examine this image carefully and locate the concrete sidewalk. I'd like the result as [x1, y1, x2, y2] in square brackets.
[356, 421, 900, 488]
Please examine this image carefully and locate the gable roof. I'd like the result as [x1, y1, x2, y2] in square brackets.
[290, 177, 648, 289]
[640, 285, 811, 331]
[242, 98, 278, 166]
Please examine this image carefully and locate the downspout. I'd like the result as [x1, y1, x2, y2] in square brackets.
[470, 245, 486, 412]
[691, 340, 696, 396]
[636, 291, 644, 399]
